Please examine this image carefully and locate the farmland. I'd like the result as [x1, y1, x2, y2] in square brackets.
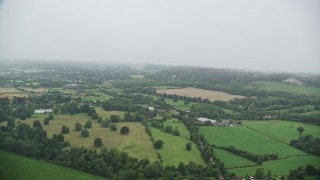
[0, 87, 28, 99]
[246, 81, 320, 97]
[10, 113, 158, 161]
[213, 148, 257, 168]
[0, 150, 105, 180]
[199, 126, 305, 157]
[157, 87, 246, 102]
[150, 127, 205, 167]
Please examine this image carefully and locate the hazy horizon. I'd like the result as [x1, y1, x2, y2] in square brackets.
[1, 0, 319, 73]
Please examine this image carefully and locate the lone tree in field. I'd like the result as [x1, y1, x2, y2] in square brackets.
[74, 122, 82, 131]
[43, 118, 49, 125]
[120, 126, 130, 135]
[297, 126, 305, 135]
[84, 120, 92, 129]
[154, 140, 164, 149]
[186, 142, 192, 151]
[61, 125, 69, 134]
[94, 138, 103, 147]
[81, 129, 89, 137]
[110, 124, 117, 131]
[110, 115, 120, 123]
[33, 120, 42, 128]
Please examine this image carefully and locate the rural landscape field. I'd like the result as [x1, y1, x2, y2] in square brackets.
[0, 62, 319, 179]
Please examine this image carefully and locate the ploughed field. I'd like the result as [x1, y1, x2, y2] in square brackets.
[156, 87, 246, 102]
[199, 120, 320, 175]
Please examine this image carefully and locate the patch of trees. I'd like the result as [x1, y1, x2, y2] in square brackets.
[290, 135, 320, 155]
[0, 123, 224, 179]
[288, 165, 320, 180]
[120, 126, 130, 135]
[218, 146, 278, 165]
[153, 140, 164, 149]
[150, 120, 180, 136]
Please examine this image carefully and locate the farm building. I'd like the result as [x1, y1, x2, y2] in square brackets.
[197, 117, 217, 124]
[34, 109, 53, 114]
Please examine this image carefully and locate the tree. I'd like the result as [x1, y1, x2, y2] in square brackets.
[61, 125, 69, 134]
[81, 129, 89, 137]
[255, 167, 265, 179]
[84, 120, 92, 129]
[124, 112, 132, 121]
[48, 113, 54, 120]
[154, 140, 164, 149]
[33, 120, 42, 128]
[7, 118, 15, 128]
[94, 138, 103, 147]
[120, 126, 130, 135]
[44, 118, 49, 125]
[186, 142, 192, 151]
[172, 127, 180, 136]
[305, 164, 316, 175]
[91, 113, 98, 119]
[297, 127, 305, 135]
[101, 120, 110, 128]
[110, 115, 120, 123]
[74, 122, 82, 131]
[110, 124, 117, 131]
[164, 125, 172, 133]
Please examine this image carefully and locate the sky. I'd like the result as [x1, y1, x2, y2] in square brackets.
[0, 0, 319, 73]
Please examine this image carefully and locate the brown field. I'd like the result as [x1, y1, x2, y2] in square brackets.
[156, 87, 246, 101]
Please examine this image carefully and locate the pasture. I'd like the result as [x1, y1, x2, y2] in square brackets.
[163, 118, 190, 139]
[246, 81, 320, 97]
[164, 98, 195, 111]
[95, 107, 126, 119]
[229, 155, 320, 176]
[243, 120, 320, 144]
[0, 87, 28, 99]
[157, 87, 246, 102]
[150, 127, 205, 167]
[199, 126, 306, 157]
[213, 148, 257, 168]
[11, 114, 158, 161]
[0, 150, 105, 180]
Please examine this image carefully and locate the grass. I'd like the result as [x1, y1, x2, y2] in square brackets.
[163, 118, 190, 139]
[10, 113, 158, 161]
[246, 81, 320, 97]
[0, 87, 22, 93]
[130, 74, 145, 79]
[95, 107, 126, 119]
[229, 155, 320, 176]
[164, 98, 195, 111]
[49, 88, 77, 95]
[213, 148, 257, 168]
[0, 150, 105, 180]
[242, 120, 320, 144]
[150, 127, 205, 167]
[199, 126, 306, 158]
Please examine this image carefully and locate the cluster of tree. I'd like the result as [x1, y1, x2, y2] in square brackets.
[0, 124, 225, 179]
[288, 165, 320, 180]
[219, 146, 278, 165]
[290, 135, 320, 155]
[150, 120, 180, 136]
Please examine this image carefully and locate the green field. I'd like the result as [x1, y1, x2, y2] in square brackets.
[229, 155, 320, 176]
[8, 113, 158, 161]
[164, 98, 196, 111]
[96, 107, 126, 119]
[247, 81, 320, 96]
[150, 127, 205, 167]
[163, 118, 190, 139]
[243, 120, 320, 144]
[0, 87, 22, 93]
[0, 150, 105, 180]
[199, 126, 305, 157]
[213, 148, 257, 168]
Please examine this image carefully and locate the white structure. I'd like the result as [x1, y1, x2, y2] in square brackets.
[34, 109, 53, 114]
[148, 107, 155, 111]
[197, 117, 217, 124]
[282, 77, 304, 86]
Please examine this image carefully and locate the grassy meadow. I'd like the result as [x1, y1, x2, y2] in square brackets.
[0, 150, 105, 180]
[163, 118, 190, 139]
[199, 126, 306, 157]
[247, 81, 320, 97]
[150, 127, 205, 167]
[213, 148, 257, 168]
[95, 107, 126, 119]
[164, 98, 195, 111]
[243, 120, 320, 143]
[8, 113, 158, 161]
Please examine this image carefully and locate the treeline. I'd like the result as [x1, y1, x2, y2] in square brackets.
[290, 135, 320, 155]
[0, 124, 226, 179]
[218, 146, 278, 165]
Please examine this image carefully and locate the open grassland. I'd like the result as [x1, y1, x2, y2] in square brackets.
[163, 118, 190, 139]
[157, 87, 246, 102]
[81, 92, 113, 102]
[130, 74, 145, 79]
[20, 86, 48, 93]
[95, 107, 125, 119]
[213, 148, 257, 168]
[247, 81, 320, 97]
[12, 114, 158, 161]
[0, 87, 22, 93]
[165, 98, 196, 111]
[199, 126, 306, 157]
[229, 156, 320, 176]
[150, 127, 205, 167]
[49, 88, 77, 95]
[243, 120, 320, 144]
[0, 150, 105, 180]
[100, 81, 114, 88]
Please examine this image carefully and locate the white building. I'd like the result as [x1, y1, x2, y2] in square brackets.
[197, 117, 217, 124]
[282, 77, 304, 86]
[34, 109, 53, 114]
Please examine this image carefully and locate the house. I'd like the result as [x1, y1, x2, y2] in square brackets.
[63, 83, 80, 88]
[34, 109, 53, 114]
[197, 117, 217, 124]
[282, 77, 304, 85]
